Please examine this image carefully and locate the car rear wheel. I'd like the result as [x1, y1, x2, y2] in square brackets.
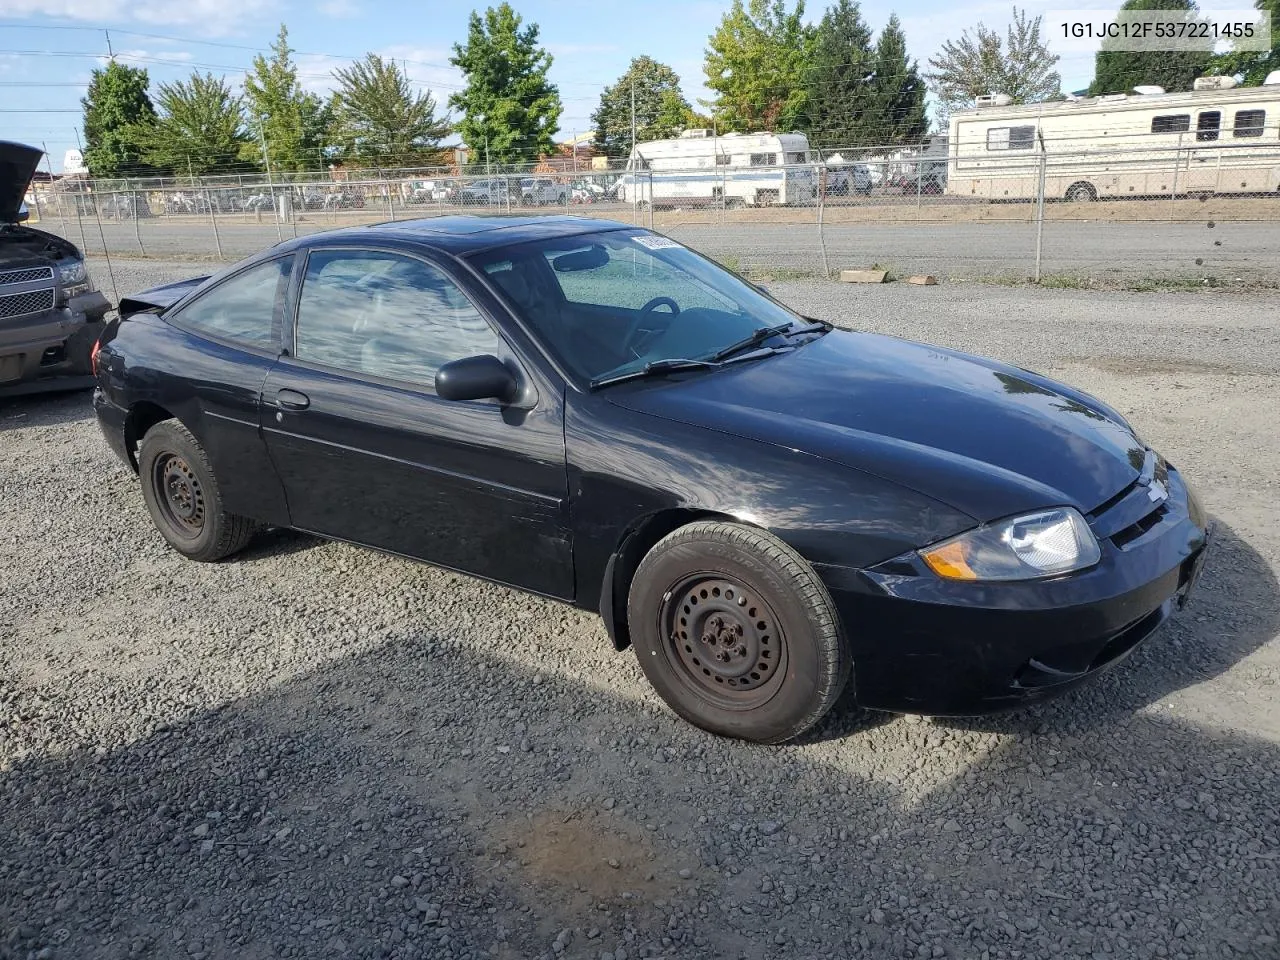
[137, 418, 259, 562]
[628, 521, 851, 743]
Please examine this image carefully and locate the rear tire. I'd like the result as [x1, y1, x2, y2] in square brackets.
[627, 521, 851, 743]
[137, 418, 259, 562]
[1065, 181, 1097, 202]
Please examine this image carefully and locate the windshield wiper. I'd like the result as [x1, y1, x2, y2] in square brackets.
[590, 357, 721, 389]
[710, 321, 828, 363]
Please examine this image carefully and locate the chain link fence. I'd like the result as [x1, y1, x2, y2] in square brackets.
[25, 140, 1280, 293]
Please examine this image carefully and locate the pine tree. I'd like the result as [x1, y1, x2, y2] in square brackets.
[1088, 0, 1213, 95]
[871, 14, 928, 145]
[803, 0, 876, 149]
[591, 57, 693, 156]
[331, 55, 451, 165]
[133, 73, 249, 176]
[243, 25, 331, 172]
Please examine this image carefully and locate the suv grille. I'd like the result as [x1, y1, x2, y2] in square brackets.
[0, 288, 55, 319]
[0, 265, 54, 286]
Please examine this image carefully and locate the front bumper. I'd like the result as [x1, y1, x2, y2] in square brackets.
[818, 465, 1211, 715]
[0, 290, 110, 392]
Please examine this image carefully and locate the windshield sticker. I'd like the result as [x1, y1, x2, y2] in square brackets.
[632, 235, 682, 250]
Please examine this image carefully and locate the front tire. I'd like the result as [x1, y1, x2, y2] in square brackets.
[137, 418, 259, 562]
[628, 521, 851, 743]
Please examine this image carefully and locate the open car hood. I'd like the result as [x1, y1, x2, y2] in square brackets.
[0, 141, 43, 224]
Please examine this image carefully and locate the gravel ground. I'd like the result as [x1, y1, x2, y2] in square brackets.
[2, 258, 1278, 960]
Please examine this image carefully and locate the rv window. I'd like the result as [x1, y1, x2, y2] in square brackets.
[1151, 114, 1191, 134]
[1196, 111, 1221, 141]
[785, 152, 807, 164]
[715, 154, 730, 166]
[986, 126, 1035, 150]
[1233, 109, 1265, 138]
[749, 153, 777, 166]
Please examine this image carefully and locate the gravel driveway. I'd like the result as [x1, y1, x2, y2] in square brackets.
[1, 260, 1277, 960]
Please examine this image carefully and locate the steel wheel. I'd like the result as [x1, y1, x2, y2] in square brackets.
[152, 451, 206, 540]
[660, 574, 789, 710]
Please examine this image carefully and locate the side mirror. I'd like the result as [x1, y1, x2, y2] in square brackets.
[435, 354, 517, 404]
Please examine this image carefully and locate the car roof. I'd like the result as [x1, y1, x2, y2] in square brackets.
[280, 214, 636, 256]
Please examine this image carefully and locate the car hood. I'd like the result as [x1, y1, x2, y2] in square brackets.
[0, 141, 43, 224]
[607, 329, 1145, 521]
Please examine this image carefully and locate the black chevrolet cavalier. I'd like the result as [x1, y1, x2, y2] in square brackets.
[92, 216, 1211, 743]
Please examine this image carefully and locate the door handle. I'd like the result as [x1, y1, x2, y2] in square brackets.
[275, 388, 310, 411]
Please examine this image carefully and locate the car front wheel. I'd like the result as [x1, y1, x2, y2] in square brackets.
[137, 418, 259, 562]
[628, 521, 851, 743]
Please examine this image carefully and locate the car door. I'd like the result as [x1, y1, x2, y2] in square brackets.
[258, 245, 573, 599]
[158, 253, 294, 526]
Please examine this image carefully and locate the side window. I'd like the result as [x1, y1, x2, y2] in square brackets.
[1151, 114, 1191, 134]
[749, 153, 777, 166]
[987, 126, 1035, 150]
[1196, 111, 1221, 142]
[294, 250, 503, 390]
[1233, 109, 1265, 138]
[172, 256, 291, 349]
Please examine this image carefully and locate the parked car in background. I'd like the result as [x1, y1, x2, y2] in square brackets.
[826, 164, 872, 197]
[99, 193, 152, 219]
[521, 177, 569, 206]
[93, 215, 1210, 744]
[459, 179, 511, 205]
[569, 179, 607, 204]
[407, 180, 458, 204]
[323, 190, 365, 210]
[1, 140, 111, 395]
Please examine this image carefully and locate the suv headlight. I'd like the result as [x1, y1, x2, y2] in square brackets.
[919, 508, 1101, 581]
[58, 259, 88, 286]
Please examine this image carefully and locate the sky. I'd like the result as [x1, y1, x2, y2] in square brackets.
[0, 0, 1222, 172]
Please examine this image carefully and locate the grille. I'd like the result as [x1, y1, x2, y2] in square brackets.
[0, 265, 54, 286]
[0, 288, 55, 320]
[1111, 503, 1169, 548]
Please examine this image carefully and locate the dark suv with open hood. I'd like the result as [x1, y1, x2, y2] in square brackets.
[1, 140, 110, 394]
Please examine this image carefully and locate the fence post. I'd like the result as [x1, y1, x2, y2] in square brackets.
[817, 162, 830, 279]
[133, 191, 145, 255]
[90, 193, 118, 308]
[647, 171, 654, 231]
[1033, 140, 1048, 283]
[204, 188, 223, 260]
[916, 156, 923, 216]
[1169, 137, 1183, 222]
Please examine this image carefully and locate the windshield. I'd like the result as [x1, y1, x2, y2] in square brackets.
[469, 229, 805, 384]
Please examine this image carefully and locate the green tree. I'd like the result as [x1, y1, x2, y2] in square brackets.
[1212, 0, 1279, 84]
[926, 6, 1061, 113]
[132, 73, 249, 176]
[803, 0, 876, 148]
[330, 54, 451, 165]
[81, 61, 157, 177]
[1088, 0, 1213, 95]
[591, 57, 693, 156]
[449, 3, 562, 164]
[870, 15, 928, 145]
[243, 24, 331, 171]
[704, 0, 815, 132]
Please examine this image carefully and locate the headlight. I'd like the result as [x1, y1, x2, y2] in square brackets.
[58, 259, 87, 286]
[919, 508, 1100, 581]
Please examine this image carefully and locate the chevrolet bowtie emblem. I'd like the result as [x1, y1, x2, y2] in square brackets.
[1146, 477, 1168, 503]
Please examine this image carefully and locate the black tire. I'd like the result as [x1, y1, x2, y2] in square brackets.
[1065, 181, 1097, 202]
[137, 418, 259, 562]
[627, 521, 851, 743]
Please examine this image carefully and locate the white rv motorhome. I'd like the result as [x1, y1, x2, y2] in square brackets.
[946, 74, 1280, 201]
[615, 129, 816, 208]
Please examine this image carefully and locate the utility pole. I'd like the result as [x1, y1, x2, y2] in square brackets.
[104, 30, 114, 59]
